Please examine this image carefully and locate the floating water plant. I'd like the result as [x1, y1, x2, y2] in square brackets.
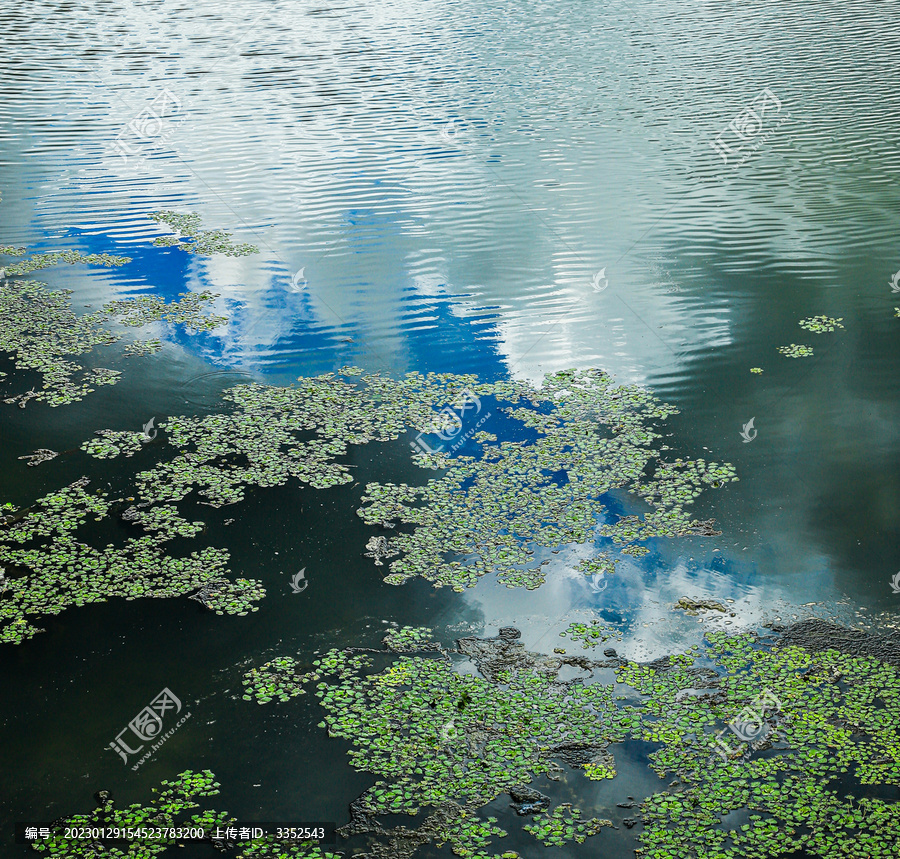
[522, 804, 611, 846]
[148, 211, 259, 256]
[0, 280, 225, 407]
[777, 343, 813, 358]
[28, 769, 339, 858]
[559, 619, 622, 648]
[750, 367, 763, 374]
[100, 290, 226, 332]
[798, 315, 844, 333]
[244, 621, 900, 859]
[0, 479, 258, 645]
[0, 248, 131, 276]
[80, 368, 736, 594]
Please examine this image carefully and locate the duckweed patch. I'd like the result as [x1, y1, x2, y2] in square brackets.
[29, 769, 339, 858]
[750, 367, 763, 374]
[777, 343, 813, 358]
[0, 280, 225, 407]
[102, 368, 737, 592]
[148, 211, 259, 256]
[523, 804, 612, 846]
[1, 249, 131, 276]
[100, 291, 226, 332]
[246, 622, 900, 859]
[123, 338, 163, 357]
[559, 620, 622, 649]
[7, 367, 735, 641]
[798, 315, 844, 333]
[0, 478, 257, 645]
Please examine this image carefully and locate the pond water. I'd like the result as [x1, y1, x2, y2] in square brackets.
[2, 1, 900, 857]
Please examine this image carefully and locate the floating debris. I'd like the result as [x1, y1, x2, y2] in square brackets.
[798, 315, 844, 333]
[364, 535, 397, 566]
[777, 343, 813, 358]
[674, 596, 728, 615]
[750, 367, 763, 374]
[148, 211, 259, 256]
[17, 449, 58, 467]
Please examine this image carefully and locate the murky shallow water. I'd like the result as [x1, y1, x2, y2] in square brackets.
[2, 0, 900, 856]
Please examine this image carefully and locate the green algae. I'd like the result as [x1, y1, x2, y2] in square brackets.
[1, 249, 131, 276]
[798, 315, 844, 333]
[243, 622, 900, 859]
[778, 343, 814, 358]
[750, 367, 763, 374]
[0, 478, 260, 645]
[148, 211, 259, 256]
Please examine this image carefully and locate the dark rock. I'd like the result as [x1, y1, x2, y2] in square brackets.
[509, 785, 551, 816]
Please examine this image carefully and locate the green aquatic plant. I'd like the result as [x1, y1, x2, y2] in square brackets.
[523, 804, 611, 846]
[242, 656, 320, 704]
[750, 367, 763, 374]
[777, 343, 813, 358]
[148, 211, 259, 256]
[0, 479, 259, 645]
[7, 366, 736, 641]
[0, 280, 120, 406]
[244, 621, 900, 859]
[0, 280, 224, 407]
[0, 248, 131, 276]
[83, 368, 736, 593]
[798, 315, 844, 333]
[559, 619, 622, 649]
[123, 338, 163, 357]
[100, 290, 226, 332]
[245, 626, 628, 856]
[29, 769, 338, 858]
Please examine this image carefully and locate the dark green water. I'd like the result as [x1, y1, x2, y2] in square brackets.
[2, 0, 900, 856]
